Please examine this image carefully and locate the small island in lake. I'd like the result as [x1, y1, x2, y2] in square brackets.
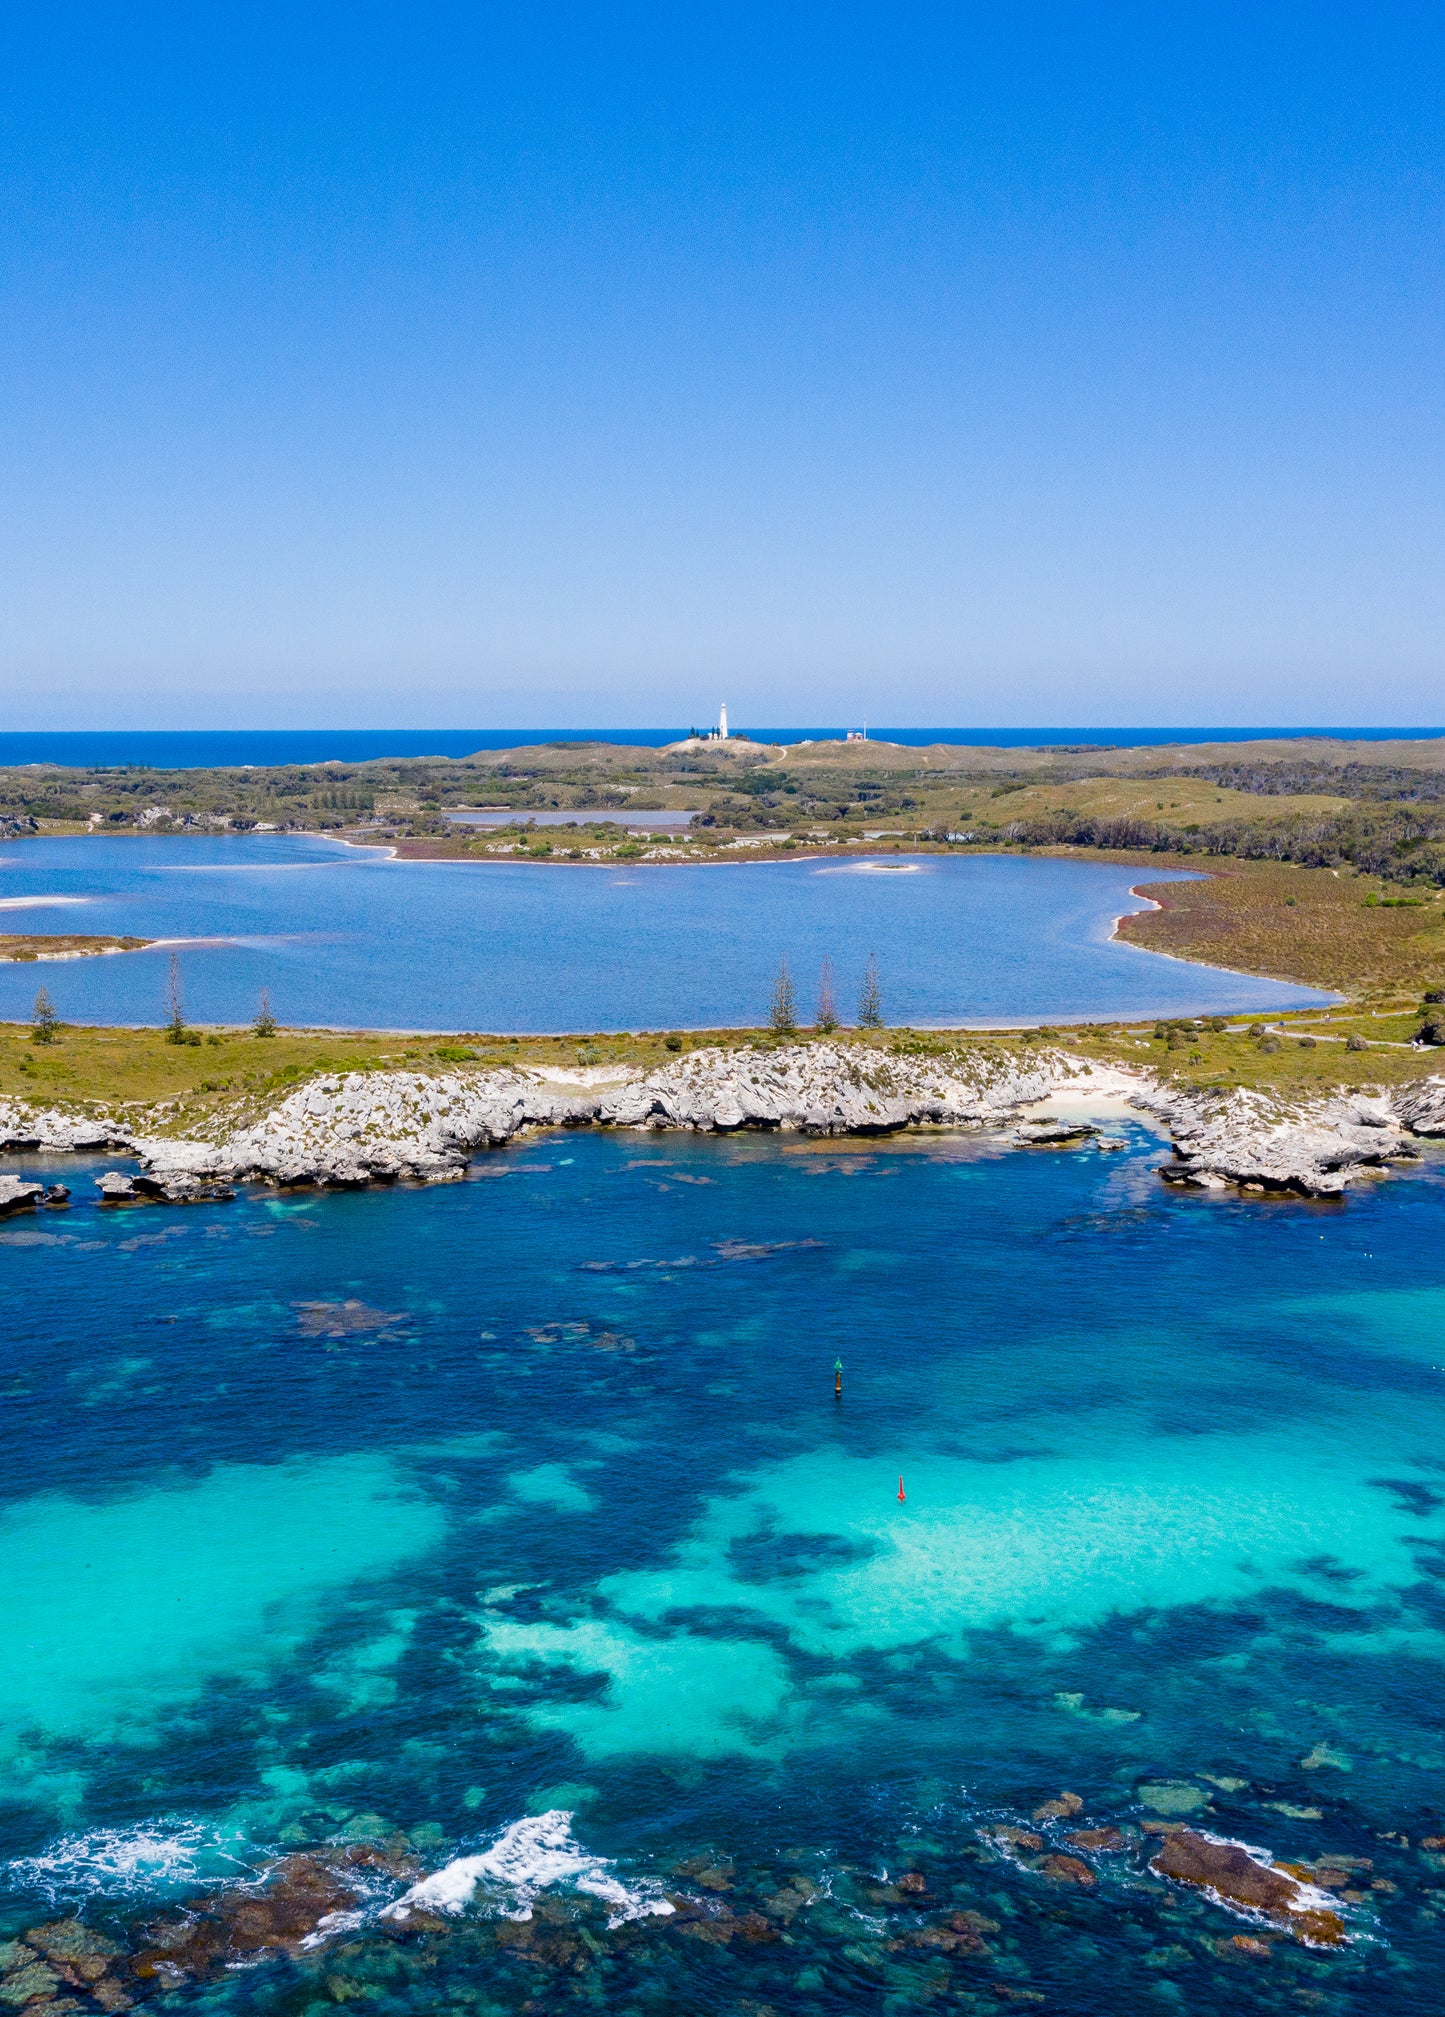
[0, 933, 152, 961]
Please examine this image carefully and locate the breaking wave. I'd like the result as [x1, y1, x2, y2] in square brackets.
[5, 1820, 253, 1904]
[383, 1810, 674, 1928]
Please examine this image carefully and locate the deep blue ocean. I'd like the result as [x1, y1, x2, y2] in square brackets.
[2, 1125, 1444, 2012]
[0, 729, 1440, 768]
[0, 837, 1331, 1030]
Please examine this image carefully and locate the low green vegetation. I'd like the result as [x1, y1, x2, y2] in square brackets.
[1114, 859, 1445, 993]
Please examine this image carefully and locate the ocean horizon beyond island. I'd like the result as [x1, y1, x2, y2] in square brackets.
[5, 726, 1445, 768]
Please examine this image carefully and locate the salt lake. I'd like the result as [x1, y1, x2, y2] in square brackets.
[0, 837, 1331, 1030]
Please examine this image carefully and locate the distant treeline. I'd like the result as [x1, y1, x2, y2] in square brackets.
[972, 805, 1445, 887]
[1148, 761, 1445, 804]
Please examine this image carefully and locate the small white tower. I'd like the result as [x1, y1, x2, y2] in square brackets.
[718, 703, 729, 740]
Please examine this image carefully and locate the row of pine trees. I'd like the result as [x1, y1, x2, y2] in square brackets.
[768, 954, 882, 1035]
[27, 954, 881, 1045]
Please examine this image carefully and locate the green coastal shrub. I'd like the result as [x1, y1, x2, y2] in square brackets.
[30, 987, 59, 1045]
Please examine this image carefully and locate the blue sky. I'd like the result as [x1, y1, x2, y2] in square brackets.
[1, 5, 1441, 729]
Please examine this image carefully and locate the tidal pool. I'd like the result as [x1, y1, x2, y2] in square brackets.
[0, 1128, 1442, 2009]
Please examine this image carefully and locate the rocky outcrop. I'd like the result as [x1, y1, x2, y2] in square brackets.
[1390, 1074, 1445, 1137]
[0, 1174, 44, 1216]
[3, 1049, 1444, 1202]
[128, 1045, 1116, 1189]
[0, 1100, 134, 1153]
[1014, 1119, 1098, 1146]
[95, 1171, 235, 1205]
[135, 1855, 368, 1978]
[591, 1043, 1091, 1137]
[1150, 1827, 1345, 1946]
[1143, 1082, 1422, 1196]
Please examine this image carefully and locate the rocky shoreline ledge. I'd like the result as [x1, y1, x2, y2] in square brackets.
[2, 1041, 1443, 1206]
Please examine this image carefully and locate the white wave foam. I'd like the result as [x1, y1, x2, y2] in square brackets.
[299, 1906, 370, 1950]
[6, 1820, 251, 1902]
[383, 1810, 674, 1929]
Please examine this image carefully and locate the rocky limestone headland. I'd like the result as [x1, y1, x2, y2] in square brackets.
[1, 1041, 1443, 1205]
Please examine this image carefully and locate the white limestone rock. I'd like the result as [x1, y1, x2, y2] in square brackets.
[0, 1100, 132, 1152]
[0, 1173, 43, 1216]
[126, 1045, 1129, 1188]
[1142, 1082, 1417, 1196]
[6, 1043, 1438, 1204]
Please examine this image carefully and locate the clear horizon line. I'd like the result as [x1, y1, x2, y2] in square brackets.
[6, 724, 1445, 736]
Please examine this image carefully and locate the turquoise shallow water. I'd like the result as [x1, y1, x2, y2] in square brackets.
[2, 1129, 1445, 2010]
[0, 836, 1332, 1027]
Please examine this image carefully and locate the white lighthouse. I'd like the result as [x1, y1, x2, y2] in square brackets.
[718, 703, 729, 741]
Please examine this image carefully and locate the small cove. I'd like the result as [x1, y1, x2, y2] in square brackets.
[0, 838, 1331, 1029]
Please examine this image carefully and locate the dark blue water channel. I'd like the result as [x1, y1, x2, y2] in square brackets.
[0, 838, 1330, 1029]
[2, 1127, 1444, 2011]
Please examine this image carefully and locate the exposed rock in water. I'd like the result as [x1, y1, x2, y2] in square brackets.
[94, 1171, 234, 1206]
[131, 1173, 235, 1204]
[1149, 1828, 1346, 1946]
[133, 1853, 376, 1981]
[1014, 1120, 1098, 1145]
[1032, 1792, 1084, 1821]
[0, 1175, 43, 1217]
[1144, 1080, 1429, 1196]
